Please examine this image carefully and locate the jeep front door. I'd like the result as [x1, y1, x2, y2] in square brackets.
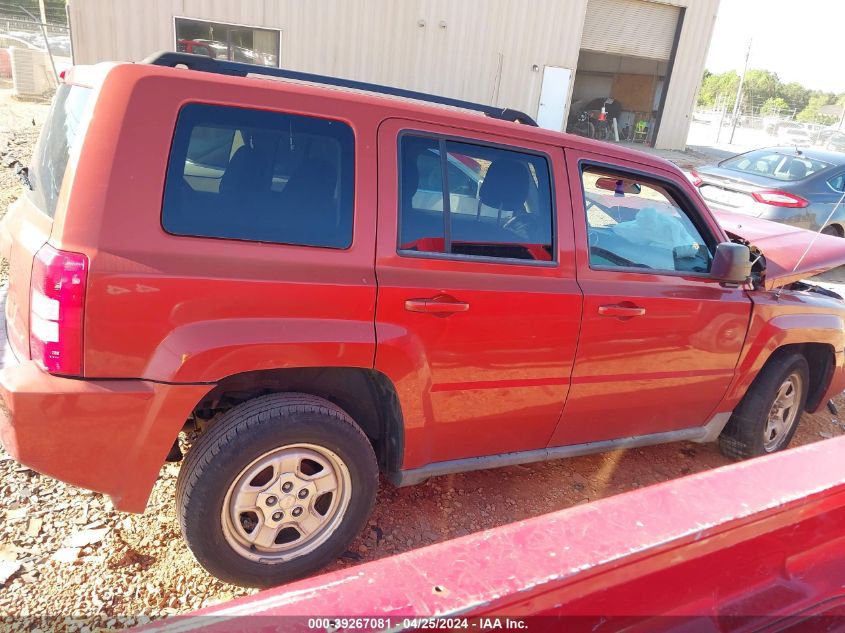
[549, 152, 752, 447]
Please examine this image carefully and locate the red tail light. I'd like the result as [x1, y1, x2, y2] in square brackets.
[29, 244, 88, 376]
[751, 190, 809, 208]
[690, 170, 703, 187]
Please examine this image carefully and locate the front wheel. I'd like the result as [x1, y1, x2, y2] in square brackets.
[176, 393, 378, 587]
[718, 352, 809, 460]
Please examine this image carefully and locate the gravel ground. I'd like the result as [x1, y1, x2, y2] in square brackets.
[1, 398, 843, 631]
[0, 88, 844, 631]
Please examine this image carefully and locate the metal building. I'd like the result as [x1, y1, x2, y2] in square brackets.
[66, 0, 719, 149]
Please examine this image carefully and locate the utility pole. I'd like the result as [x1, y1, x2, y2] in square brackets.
[728, 39, 752, 144]
[38, 0, 47, 25]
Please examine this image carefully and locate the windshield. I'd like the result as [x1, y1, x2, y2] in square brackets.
[720, 149, 831, 182]
[27, 84, 92, 219]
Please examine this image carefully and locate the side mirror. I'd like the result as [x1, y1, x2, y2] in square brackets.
[711, 242, 752, 285]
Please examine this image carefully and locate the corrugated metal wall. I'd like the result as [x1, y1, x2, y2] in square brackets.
[66, 0, 718, 149]
[654, 0, 720, 149]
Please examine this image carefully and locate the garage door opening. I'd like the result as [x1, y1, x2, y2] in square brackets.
[566, 0, 683, 146]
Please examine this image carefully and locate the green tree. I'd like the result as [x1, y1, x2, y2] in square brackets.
[760, 97, 790, 117]
[6, 0, 67, 26]
[780, 82, 811, 113]
[743, 69, 781, 106]
[797, 93, 837, 125]
[697, 70, 739, 108]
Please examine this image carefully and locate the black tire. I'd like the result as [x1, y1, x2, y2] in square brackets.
[594, 123, 611, 141]
[573, 121, 595, 139]
[822, 224, 843, 237]
[718, 351, 809, 460]
[176, 393, 378, 587]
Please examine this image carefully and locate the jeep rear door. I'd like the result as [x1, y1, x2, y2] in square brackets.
[374, 119, 582, 469]
[548, 150, 752, 447]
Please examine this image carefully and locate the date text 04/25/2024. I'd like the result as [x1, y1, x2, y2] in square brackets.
[306, 617, 529, 630]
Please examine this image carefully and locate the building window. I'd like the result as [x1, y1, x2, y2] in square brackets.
[174, 17, 280, 67]
[162, 103, 355, 249]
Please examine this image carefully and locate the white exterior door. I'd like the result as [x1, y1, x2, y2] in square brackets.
[537, 66, 572, 132]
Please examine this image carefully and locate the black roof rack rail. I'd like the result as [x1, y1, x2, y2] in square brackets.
[142, 51, 538, 127]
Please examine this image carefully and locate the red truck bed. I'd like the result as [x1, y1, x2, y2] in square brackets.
[134, 433, 845, 632]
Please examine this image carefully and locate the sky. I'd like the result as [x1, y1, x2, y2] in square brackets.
[705, 0, 844, 94]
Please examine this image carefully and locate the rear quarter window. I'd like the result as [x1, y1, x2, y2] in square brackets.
[162, 104, 355, 249]
[828, 173, 845, 193]
[27, 84, 91, 219]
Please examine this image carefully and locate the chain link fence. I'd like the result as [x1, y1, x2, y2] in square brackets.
[0, 3, 70, 100]
[690, 97, 845, 152]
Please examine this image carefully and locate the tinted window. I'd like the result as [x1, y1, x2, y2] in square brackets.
[582, 167, 712, 273]
[720, 150, 831, 181]
[27, 84, 91, 219]
[162, 104, 354, 249]
[399, 135, 554, 261]
[828, 173, 845, 193]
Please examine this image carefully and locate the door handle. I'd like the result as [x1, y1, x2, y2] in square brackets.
[405, 296, 470, 315]
[598, 303, 646, 318]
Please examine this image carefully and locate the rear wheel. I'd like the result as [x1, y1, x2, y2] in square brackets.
[821, 224, 843, 237]
[718, 352, 809, 460]
[176, 393, 378, 587]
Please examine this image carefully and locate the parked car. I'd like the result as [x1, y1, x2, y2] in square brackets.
[176, 38, 226, 59]
[777, 122, 813, 147]
[2, 53, 845, 589]
[814, 128, 845, 153]
[691, 147, 845, 236]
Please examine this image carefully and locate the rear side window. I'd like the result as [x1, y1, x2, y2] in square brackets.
[399, 135, 554, 262]
[720, 150, 831, 181]
[27, 84, 91, 219]
[162, 104, 354, 249]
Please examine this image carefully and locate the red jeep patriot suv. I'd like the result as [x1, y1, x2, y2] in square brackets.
[1, 53, 844, 588]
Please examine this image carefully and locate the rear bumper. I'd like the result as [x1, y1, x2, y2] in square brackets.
[0, 304, 210, 512]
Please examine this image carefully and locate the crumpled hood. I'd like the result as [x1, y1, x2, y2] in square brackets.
[712, 210, 845, 290]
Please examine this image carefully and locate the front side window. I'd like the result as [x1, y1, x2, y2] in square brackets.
[582, 167, 713, 273]
[162, 103, 354, 249]
[399, 135, 554, 262]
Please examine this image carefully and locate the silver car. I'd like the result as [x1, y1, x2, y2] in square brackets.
[691, 147, 845, 237]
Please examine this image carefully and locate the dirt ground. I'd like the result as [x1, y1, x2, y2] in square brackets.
[0, 89, 844, 631]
